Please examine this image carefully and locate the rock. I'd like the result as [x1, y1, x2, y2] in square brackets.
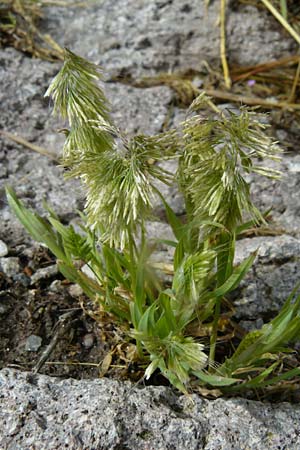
[30, 264, 58, 285]
[49, 279, 64, 292]
[146, 220, 175, 268]
[0, 240, 8, 257]
[247, 155, 300, 238]
[233, 235, 300, 320]
[82, 333, 95, 349]
[0, 368, 300, 449]
[234, 235, 300, 265]
[12, 273, 31, 287]
[41, 2, 294, 77]
[153, 159, 185, 216]
[0, 257, 21, 278]
[68, 284, 84, 297]
[25, 335, 42, 352]
[107, 83, 173, 136]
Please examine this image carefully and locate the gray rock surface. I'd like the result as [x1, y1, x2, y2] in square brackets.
[233, 235, 300, 321]
[42, 1, 294, 77]
[1, 368, 300, 450]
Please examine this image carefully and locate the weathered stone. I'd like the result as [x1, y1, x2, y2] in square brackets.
[107, 83, 173, 136]
[13, 273, 31, 287]
[233, 235, 300, 320]
[68, 283, 84, 297]
[30, 264, 58, 285]
[246, 155, 300, 238]
[0, 257, 21, 278]
[25, 335, 43, 352]
[82, 333, 95, 349]
[0, 369, 300, 450]
[42, 1, 294, 77]
[49, 279, 64, 293]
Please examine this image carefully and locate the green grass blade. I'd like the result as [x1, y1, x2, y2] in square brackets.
[174, 238, 185, 271]
[213, 251, 257, 298]
[137, 302, 157, 334]
[159, 194, 184, 241]
[6, 186, 67, 261]
[194, 370, 239, 386]
[58, 261, 103, 299]
[216, 232, 235, 286]
[254, 366, 300, 388]
[225, 362, 279, 391]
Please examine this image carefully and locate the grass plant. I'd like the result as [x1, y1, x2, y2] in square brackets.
[7, 49, 300, 396]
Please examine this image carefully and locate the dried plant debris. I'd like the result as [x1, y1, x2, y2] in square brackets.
[0, 0, 63, 60]
[239, 0, 300, 34]
[110, 39, 299, 112]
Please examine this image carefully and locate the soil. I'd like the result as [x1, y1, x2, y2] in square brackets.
[0, 246, 145, 382]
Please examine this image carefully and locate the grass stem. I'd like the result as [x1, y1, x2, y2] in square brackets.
[205, 89, 300, 110]
[261, 0, 300, 45]
[288, 57, 300, 103]
[0, 130, 59, 161]
[220, 0, 231, 89]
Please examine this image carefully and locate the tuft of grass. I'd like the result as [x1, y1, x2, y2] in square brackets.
[7, 49, 300, 396]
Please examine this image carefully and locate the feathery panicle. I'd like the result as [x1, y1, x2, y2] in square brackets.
[45, 48, 112, 126]
[179, 107, 282, 232]
[45, 49, 178, 248]
[72, 132, 178, 249]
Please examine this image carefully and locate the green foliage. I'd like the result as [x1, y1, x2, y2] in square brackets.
[7, 49, 300, 396]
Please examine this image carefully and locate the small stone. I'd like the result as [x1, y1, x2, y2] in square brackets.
[68, 284, 84, 297]
[82, 333, 95, 349]
[0, 240, 8, 257]
[13, 273, 30, 287]
[30, 264, 58, 285]
[25, 335, 42, 352]
[0, 257, 21, 278]
[49, 279, 63, 292]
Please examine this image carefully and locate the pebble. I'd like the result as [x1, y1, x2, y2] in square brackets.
[49, 279, 64, 292]
[68, 284, 84, 297]
[13, 273, 31, 287]
[0, 240, 8, 257]
[0, 257, 21, 278]
[25, 335, 42, 352]
[82, 333, 95, 349]
[30, 264, 58, 285]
